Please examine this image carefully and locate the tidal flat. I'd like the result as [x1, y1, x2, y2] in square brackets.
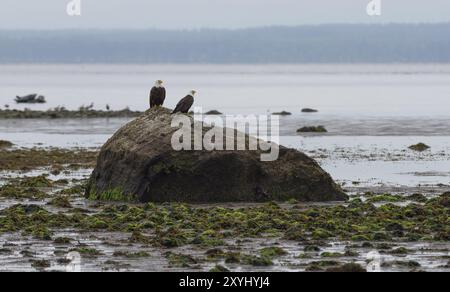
[1, 64, 449, 272]
[0, 145, 448, 272]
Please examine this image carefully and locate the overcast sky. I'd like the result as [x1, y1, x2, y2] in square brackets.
[1, 0, 450, 30]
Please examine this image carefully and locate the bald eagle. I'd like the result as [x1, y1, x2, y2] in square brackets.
[172, 90, 196, 114]
[149, 80, 166, 108]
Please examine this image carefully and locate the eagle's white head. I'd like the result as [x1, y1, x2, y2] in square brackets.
[189, 90, 197, 96]
[155, 80, 164, 87]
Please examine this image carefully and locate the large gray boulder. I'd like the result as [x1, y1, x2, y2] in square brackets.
[86, 107, 347, 203]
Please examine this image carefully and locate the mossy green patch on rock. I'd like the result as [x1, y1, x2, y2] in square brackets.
[88, 187, 136, 202]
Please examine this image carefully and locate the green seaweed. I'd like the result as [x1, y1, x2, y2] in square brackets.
[48, 196, 72, 208]
[259, 247, 288, 258]
[30, 259, 51, 269]
[89, 187, 136, 202]
[165, 252, 198, 267]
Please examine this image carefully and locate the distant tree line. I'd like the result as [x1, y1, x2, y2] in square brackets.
[1, 24, 450, 63]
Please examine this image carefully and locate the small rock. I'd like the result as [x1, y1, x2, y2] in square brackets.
[87, 107, 346, 203]
[204, 110, 223, 115]
[326, 263, 367, 272]
[209, 265, 230, 272]
[272, 111, 292, 116]
[297, 126, 327, 133]
[15, 94, 46, 104]
[408, 143, 430, 152]
[301, 108, 318, 113]
[0, 140, 13, 149]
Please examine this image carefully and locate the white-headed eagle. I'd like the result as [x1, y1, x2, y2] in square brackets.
[172, 90, 196, 114]
[149, 80, 166, 108]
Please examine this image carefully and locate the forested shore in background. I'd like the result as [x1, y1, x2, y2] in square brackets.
[1, 24, 450, 63]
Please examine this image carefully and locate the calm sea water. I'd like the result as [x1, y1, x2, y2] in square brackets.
[1, 64, 450, 117]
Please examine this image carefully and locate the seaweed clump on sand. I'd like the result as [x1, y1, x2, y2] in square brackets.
[48, 196, 73, 208]
[408, 143, 430, 152]
[0, 148, 98, 171]
[30, 259, 51, 270]
[297, 126, 328, 133]
[0, 175, 86, 201]
[0, 175, 54, 200]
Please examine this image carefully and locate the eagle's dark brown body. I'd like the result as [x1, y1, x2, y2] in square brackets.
[172, 95, 194, 114]
[149, 87, 166, 108]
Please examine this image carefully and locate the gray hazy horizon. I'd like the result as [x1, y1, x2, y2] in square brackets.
[1, 0, 450, 30]
[1, 24, 450, 64]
